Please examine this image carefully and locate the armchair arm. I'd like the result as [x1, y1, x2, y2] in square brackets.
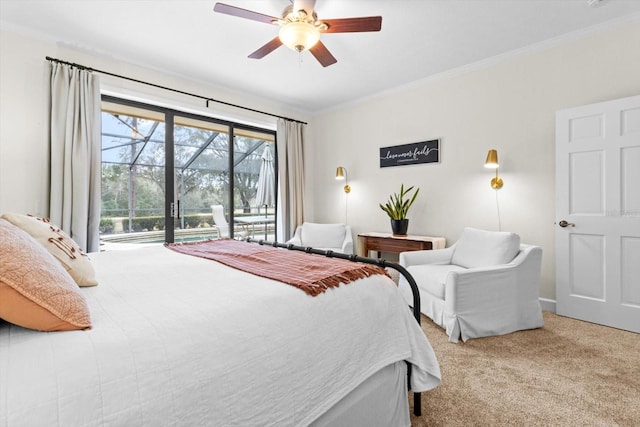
[444, 244, 543, 341]
[341, 226, 354, 254]
[446, 246, 541, 310]
[399, 244, 455, 268]
[285, 226, 303, 246]
[446, 264, 518, 311]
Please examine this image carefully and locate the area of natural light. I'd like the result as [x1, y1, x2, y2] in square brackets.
[100, 98, 276, 249]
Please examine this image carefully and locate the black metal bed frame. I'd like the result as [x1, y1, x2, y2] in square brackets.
[245, 237, 423, 417]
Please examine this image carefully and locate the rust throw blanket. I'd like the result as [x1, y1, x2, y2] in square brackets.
[167, 239, 388, 296]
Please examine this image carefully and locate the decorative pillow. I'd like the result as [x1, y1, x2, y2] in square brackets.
[451, 227, 521, 269]
[0, 219, 91, 331]
[300, 223, 346, 249]
[0, 213, 97, 287]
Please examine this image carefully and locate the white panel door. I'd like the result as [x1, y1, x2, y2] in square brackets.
[556, 95, 640, 333]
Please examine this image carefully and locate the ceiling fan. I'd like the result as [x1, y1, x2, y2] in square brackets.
[213, 0, 382, 67]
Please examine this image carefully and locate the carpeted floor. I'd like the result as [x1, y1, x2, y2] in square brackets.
[409, 311, 640, 426]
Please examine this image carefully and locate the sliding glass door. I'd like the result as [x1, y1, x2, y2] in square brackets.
[100, 96, 276, 247]
[101, 102, 167, 241]
[233, 130, 276, 240]
[171, 116, 231, 242]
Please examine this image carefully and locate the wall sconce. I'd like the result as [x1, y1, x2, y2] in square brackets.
[336, 166, 351, 193]
[484, 149, 504, 189]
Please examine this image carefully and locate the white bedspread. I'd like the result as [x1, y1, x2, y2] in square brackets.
[0, 245, 440, 426]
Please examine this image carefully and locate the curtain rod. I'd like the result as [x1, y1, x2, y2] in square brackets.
[45, 56, 307, 125]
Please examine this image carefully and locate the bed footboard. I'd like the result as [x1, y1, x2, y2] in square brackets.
[245, 238, 423, 417]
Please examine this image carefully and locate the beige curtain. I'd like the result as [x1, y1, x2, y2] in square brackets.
[276, 119, 305, 241]
[48, 62, 101, 253]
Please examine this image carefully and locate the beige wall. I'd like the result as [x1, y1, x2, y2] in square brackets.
[309, 21, 640, 300]
[0, 29, 309, 218]
[2, 21, 639, 302]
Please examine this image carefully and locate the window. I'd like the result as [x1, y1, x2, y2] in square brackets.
[100, 96, 276, 246]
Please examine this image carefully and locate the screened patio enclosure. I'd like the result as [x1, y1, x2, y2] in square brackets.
[100, 97, 277, 247]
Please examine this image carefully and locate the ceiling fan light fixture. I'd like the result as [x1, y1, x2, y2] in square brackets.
[279, 21, 320, 52]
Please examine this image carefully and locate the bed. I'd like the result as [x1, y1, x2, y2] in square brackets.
[0, 216, 441, 427]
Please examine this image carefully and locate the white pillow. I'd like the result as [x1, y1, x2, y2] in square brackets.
[300, 223, 346, 249]
[0, 213, 98, 287]
[451, 227, 520, 268]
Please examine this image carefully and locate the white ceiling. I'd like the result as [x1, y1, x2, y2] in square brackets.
[1, 0, 640, 114]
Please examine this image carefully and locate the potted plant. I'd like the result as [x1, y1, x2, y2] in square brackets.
[379, 184, 420, 236]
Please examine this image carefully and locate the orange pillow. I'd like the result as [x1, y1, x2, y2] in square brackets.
[0, 219, 91, 331]
[0, 213, 97, 287]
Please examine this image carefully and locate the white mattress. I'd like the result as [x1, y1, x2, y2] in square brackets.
[0, 244, 440, 426]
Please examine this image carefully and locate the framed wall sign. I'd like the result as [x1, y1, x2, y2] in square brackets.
[379, 139, 440, 168]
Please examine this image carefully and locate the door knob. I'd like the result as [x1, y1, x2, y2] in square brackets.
[558, 220, 575, 228]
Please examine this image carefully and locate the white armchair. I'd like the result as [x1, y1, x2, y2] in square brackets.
[398, 227, 543, 343]
[286, 223, 353, 254]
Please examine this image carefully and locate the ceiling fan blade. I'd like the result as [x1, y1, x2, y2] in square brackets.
[213, 3, 278, 24]
[248, 37, 283, 59]
[309, 41, 337, 67]
[322, 16, 382, 33]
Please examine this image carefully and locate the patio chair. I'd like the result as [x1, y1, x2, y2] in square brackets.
[211, 205, 247, 239]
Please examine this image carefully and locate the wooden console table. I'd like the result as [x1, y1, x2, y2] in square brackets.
[357, 232, 446, 258]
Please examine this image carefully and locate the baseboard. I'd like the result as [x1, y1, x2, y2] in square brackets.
[539, 298, 556, 313]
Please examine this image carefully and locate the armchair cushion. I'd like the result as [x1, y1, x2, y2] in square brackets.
[451, 227, 520, 269]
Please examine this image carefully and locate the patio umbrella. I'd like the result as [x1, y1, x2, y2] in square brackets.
[255, 146, 275, 238]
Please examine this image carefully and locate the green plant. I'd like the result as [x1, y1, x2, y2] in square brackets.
[379, 184, 420, 220]
[99, 218, 114, 234]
